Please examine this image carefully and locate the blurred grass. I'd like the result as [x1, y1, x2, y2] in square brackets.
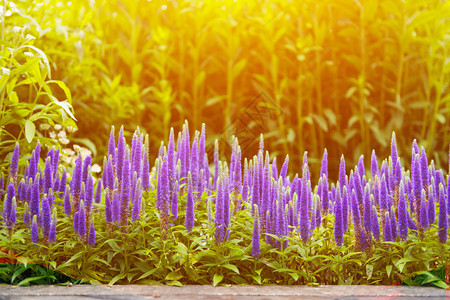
[2, 0, 449, 180]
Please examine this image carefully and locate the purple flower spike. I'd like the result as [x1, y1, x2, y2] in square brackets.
[411, 154, 422, 215]
[30, 177, 39, 218]
[190, 134, 199, 195]
[427, 185, 435, 225]
[157, 158, 169, 212]
[95, 179, 102, 204]
[108, 126, 116, 162]
[279, 154, 289, 181]
[141, 134, 150, 191]
[185, 171, 195, 232]
[391, 132, 398, 169]
[363, 185, 372, 233]
[370, 150, 379, 179]
[0, 173, 4, 200]
[78, 201, 86, 238]
[85, 174, 94, 210]
[120, 156, 131, 227]
[81, 156, 92, 184]
[198, 123, 206, 172]
[49, 212, 57, 243]
[398, 181, 408, 241]
[105, 189, 112, 224]
[71, 155, 83, 211]
[215, 174, 224, 243]
[51, 148, 60, 179]
[44, 158, 53, 194]
[358, 155, 365, 180]
[31, 215, 39, 243]
[112, 189, 120, 222]
[168, 127, 176, 183]
[23, 202, 30, 227]
[10, 142, 19, 186]
[383, 211, 392, 242]
[334, 188, 344, 247]
[9, 197, 17, 228]
[412, 139, 419, 156]
[272, 157, 278, 179]
[213, 139, 219, 189]
[420, 147, 429, 188]
[371, 205, 380, 240]
[438, 183, 447, 243]
[105, 158, 115, 191]
[390, 208, 397, 240]
[342, 186, 349, 232]
[302, 152, 310, 182]
[2, 182, 15, 226]
[132, 179, 142, 222]
[299, 178, 309, 243]
[88, 221, 96, 246]
[252, 204, 261, 258]
[116, 126, 126, 183]
[339, 155, 346, 191]
[419, 189, 429, 230]
[171, 179, 179, 221]
[320, 149, 328, 179]
[64, 189, 71, 215]
[42, 196, 51, 239]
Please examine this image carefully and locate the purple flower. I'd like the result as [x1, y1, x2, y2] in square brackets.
[2, 181, 15, 226]
[362, 185, 372, 233]
[320, 149, 328, 179]
[168, 127, 176, 184]
[398, 181, 408, 241]
[105, 158, 115, 191]
[108, 126, 116, 162]
[299, 178, 309, 243]
[64, 188, 71, 215]
[412, 139, 419, 156]
[438, 183, 447, 243]
[31, 215, 39, 243]
[427, 185, 435, 225]
[380, 174, 388, 212]
[23, 202, 30, 227]
[252, 204, 260, 258]
[116, 126, 125, 182]
[120, 156, 131, 226]
[51, 148, 60, 179]
[10, 142, 19, 186]
[141, 134, 150, 191]
[88, 221, 96, 246]
[30, 177, 39, 218]
[420, 189, 429, 230]
[198, 123, 206, 173]
[131, 128, 142, 179]
[302, 152, 310, 182]
[271, 157, 278, 179]
[0, 173, 4, 200]
[339, 155, 346, 191]
[95, 179, 102, 204]
[71, 155, 83, 211]
[112, 189, 120, 222]
[420, 147, 429, 188]
[44, 157, 53, 194]
[85, 174, 94, 210]
[390, 208, 397, 240]
[105, 189, 112, 224]
[371, 150, 379, 178]
[132, 179, 142, 222]
[186, 172, 195, 232]
[279, 154, 289, 181]
[213, 139, 219, 189]
[190, 134, 199, 195]
[214, 173, 224, 243]
[334, 188, 343, 247]
[171, 179, 179, 221]
[49, 213, 56, 243]
[358, 155, 365, 180]
[383, 211, 392, 242]
[342, 186, 349, 232]
[156, 157, 169, 213]
[78, 201, 86, 238]
[371, 205, 380, 240]
[411, 153, 421, 215]
[391, 132, 398, 170]
[42, 196, 51, 239]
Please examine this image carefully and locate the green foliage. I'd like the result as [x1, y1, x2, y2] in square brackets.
[0, 0, 77, 167]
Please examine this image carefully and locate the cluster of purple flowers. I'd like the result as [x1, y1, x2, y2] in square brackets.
[1, 123, 449, 255]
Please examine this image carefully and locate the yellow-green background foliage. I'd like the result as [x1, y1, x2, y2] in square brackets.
[2, 0, 449, 179]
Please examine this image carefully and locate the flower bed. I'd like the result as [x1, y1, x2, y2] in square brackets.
[0, 123, 449, 286]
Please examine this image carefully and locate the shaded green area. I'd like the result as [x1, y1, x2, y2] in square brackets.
[402, 264, 448, 289]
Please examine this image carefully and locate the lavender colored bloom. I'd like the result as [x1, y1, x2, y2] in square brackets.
[371, 205, 380, 240]
[362, 185, 372, 233]
[252, 204, 260, 258]
[438, 183, 447, 243]
[73, 211, 79, 234]
[371, 150, 379, 179]
[131, 128, 142, 179]
[105, 158, 115, 191]
[315, 194, 321, 228]
[23, 202, 30, 227]
[320, 149, 328, 179]
[104, 189, 112, 224]
[78, 201, 86, 238]
[51, 148, 60, 179]
[190, 134, 199, 194]
[390, 208, 397, 240]
[384, 211, 392, 242]
[42, 196, 51, 239]
[185, 172, 195, 232]
[2, 182, 15, 226]
[420, 189, 429, 230]
[213, 139, 219, 189]
[8, 197, 16, 228]
[412, 139, 419, 156]
[168, 127, 176, 183]
[116, 126, 125, 182]
[302, 152, 310, 181]
[49, 214, 56, 243]
[108, 126, 115, 162]
[64, 189, 71, 215]
[141, 134, 150, 191]
[10, 142, 19, 186]
[171, 179, 179, 220]
[398, 181, 408, 241]
[299, 178, 309, 243]
[411, 154, 421, 214]
[81, 156, 92, 184]
[339, 155, 346, 191]
[132, 179, 142, 222]
[272, 157, 278, 179]
[88, 221, 96, 245]
[156, 158, 169, 212]
[198, 124, 206, 172]
[71, 155, 83, 211]
[427, 185, 435, 225]
[120, 156, 131, 226]
[380, 174, 388, 212]
[31, 215, 39, 243]
[358, 155, 365, 180]
[0, 173, 4, 200]
[95, 179, 102, 204]
[59, 167, 67, 195]
[30, 177, 40, 218]
[342, 186, 349, 232]
[279, 154, 289, 180]
[420, 147, 429, 188]
[17, 179, 25, 202]
[334, 188, 344, 247]
[215, 174, 225, 243]
[391, 132, 398, 169]
[85, 174, 94, 210]
[44, 158, 53, 194]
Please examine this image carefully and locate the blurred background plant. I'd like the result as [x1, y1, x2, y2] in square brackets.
[1, 0, 449, 180]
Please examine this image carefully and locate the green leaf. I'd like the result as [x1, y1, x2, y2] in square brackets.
[366, 264, 373, 280]
[213, 273, 224, 286]
[222, 264, 239, 274]
[107, 273, 126, 286]
[25, 119, 35, 143]
[165, 271, 183, 281]
[167, 280, 183, 286]
[17, 276, 47, 286]
[386, 265, 393, 278]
